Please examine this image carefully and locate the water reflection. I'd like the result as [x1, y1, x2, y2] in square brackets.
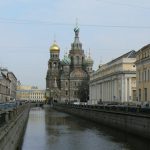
[22, 108, 150, 150]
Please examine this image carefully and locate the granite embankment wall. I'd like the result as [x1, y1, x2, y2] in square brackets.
[54, 104, 150, 139]
[0, 104, 30, 150]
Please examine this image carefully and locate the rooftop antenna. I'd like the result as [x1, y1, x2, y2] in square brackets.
[76, 17, 78, 27]
[53, 33, 56, 43]
[63, 48, 66, 57]
[99, 56, 103, 65]
[88, 48, 91, 58]
[85, 50, 88, 58]
[65, 47, 68, 55]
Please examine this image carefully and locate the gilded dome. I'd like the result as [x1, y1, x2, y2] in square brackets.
[50, 41, 60, 53]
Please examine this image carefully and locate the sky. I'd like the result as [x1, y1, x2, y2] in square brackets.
[0, 0, 150, 89]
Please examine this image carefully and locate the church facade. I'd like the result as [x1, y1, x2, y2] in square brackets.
[46, 26, 93, 103]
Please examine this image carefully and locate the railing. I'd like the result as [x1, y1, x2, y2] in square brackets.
[0, 102, 30, 128]
[54, 103, 150, 115]
[0, 103, 17, 111]
[0, 111, 6, 127]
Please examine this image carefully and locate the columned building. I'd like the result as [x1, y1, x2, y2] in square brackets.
[46, 26, 93, 103]
[136, 44, 150, 101]
[89, 50, 136, 104]
[16, 85, 46, 102]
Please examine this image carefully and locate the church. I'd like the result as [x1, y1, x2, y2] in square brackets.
[46, 26, 93, 103]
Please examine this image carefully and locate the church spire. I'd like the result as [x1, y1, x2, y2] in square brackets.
[71, 22, 82, 50]
[74, 18, 79, 38]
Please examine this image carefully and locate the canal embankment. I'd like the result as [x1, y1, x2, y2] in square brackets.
[53, 103, 150, 140]
[0, 103, 30, 150]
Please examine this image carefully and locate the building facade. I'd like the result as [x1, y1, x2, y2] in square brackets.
[0, 69, 11, 102]
[136, 44, 150, 101]
[16, 85, 46, 102]
[46, 26, 93, 103]
[89, 50, 136, 104]
[8, 72, 17, 101]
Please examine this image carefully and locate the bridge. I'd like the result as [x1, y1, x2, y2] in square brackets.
[30, 101, 45, 107]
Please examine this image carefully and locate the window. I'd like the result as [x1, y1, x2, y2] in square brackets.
[139, 71, 141, 82]
[74, 91, 76, 96]
[66, 91, 68, 96]
[71, 56, 73, 65]
[139, 89, 141, 101]
[142, 71, 144, 81]
[66, 82, 68, 86]
[82, 57, 84, 64]
[144, 88, 147, 101]
[76, 56, 79, 65]
[75, 82, 76, 86]
[53, 62, 56, 67]
[49, 62, 52, 68]
[148, 70, 150, 81]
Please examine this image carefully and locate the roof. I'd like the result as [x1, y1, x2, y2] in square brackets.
[8, 72, 17, 80]
[107, 50, 136, 65]
[136, 44, 150, 54]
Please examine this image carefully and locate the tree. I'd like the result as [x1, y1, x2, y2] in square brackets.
[77, 80, 89, 102]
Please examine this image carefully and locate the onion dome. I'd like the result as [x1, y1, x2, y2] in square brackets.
[50, 41, 60, 53]
[61, 53, 71, 65]
[86, 56, 93, 65]
[85, 50, 93, 65]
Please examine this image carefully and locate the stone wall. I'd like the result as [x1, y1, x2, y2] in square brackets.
[54, 104, 150, 139]
[0, 104, 30, 150]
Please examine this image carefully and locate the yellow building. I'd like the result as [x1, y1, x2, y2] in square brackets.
[16, 85, 46, 102]
[89, 50, 136, 104]
[136, 44, 150, 101]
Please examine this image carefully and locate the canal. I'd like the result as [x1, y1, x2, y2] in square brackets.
[21, 107, 150, 150]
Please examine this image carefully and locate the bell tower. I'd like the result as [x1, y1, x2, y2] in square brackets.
[69, 25, 85, 69]
[46, 41, 61, 103]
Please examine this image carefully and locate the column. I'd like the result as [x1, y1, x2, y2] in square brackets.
[111, 81, 112, 101]
[121, 76, 125, 102]
[106, 82, 107, 101]
[112, 80, 114, 101]
[129, 78, 132, 101]
[109, 81, 111, 101]
[104, 82, 106, 101]
[114, 79, 116, 101]
[102, 83, 103, 101]
[125, 77, 128, 102]
[108, 81, 110, 101]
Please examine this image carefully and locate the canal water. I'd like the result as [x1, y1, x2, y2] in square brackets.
[21, 107, 150, 150]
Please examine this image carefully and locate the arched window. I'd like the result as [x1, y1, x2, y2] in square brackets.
[82, 57, 84, 64]
[53, 62, 57, 67]
[50, 62, 52, 68]
[76, 56, 79, 64]
[71, 56, 73, 65]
